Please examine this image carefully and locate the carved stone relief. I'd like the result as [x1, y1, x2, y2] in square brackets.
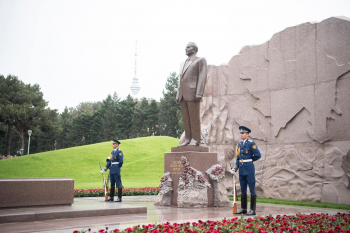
[199, 17, 350, 205]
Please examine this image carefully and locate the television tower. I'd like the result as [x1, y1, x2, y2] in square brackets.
[130, 40, 141, 96]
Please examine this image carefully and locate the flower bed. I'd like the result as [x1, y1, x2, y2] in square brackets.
[73, 212, 350, 232]
[74, 187, 159, 197]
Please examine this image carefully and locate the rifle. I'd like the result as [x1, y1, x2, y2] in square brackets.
[230, 162, 238, 214]
[99, 162, 108, 201]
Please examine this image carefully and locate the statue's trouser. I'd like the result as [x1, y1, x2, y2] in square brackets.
[180, 101, 200, 144]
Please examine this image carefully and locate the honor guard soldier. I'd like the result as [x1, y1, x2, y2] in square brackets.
[233, 126, 261, 215]
[101, 139, 124, 202]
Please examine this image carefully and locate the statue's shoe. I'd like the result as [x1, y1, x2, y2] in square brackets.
[179, 140, 190, 146]
[188, 139, 199, 146]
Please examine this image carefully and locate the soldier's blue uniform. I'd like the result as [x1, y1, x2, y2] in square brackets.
[106, 147, 124, 188]
[235, 139, 261, 195]
[102, 139, 124, 202]
[234, 126, 261, 216]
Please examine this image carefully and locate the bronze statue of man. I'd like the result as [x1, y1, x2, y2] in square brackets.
[175, 42, 207, 146]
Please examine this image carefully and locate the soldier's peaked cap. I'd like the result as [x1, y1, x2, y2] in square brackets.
[239, 126, 251, 134]
[112, 139, 121, 144]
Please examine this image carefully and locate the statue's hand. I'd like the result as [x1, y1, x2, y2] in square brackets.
[196, 96, 202, 102]
[175, 98, 180, 104]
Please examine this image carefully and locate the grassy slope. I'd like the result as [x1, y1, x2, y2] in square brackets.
[0, 136, 178, 189]
[229, 197, 350, 210]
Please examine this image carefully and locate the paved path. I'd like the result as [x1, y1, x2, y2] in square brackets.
[0, 196, 346, 233]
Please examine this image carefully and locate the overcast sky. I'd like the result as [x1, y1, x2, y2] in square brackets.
[1, 0, 350, 113]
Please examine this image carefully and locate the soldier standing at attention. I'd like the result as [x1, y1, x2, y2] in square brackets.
[233, 126, 261, 215]
[101, 139, 124, 202]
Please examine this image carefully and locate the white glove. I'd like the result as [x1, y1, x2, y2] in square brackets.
[230, 165, 238, 174]
[100, 169, 105, 174]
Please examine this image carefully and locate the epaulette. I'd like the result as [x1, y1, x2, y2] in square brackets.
[248, 140, 253, 143]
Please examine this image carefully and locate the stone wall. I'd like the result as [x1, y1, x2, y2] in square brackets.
[200, 16, 350, 204]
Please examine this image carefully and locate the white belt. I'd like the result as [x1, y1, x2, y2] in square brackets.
[111, 162, 119, 165]
[240, 159, 252, 163]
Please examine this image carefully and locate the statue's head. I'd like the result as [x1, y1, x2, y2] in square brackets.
[186, 42, 198, 56]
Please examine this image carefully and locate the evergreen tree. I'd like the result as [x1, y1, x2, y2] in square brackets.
[100, 93, 119, 141]
[131, 98, 149, 137]
[146, 99, 159, 136]
[76, 101, 102, 115]
[159, 72, 183, 138]
[89, 110, 103, 143]
[116, 94, 136, 139]
[56, 107, 74, 149]
[70, 113, 94, 146]
[0, 75, 22, 155]
[0, 75, 59, 154]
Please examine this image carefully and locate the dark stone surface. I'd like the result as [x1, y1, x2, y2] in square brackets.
[171, 146, 209, 153]
[0, 206, 147, 223]
[164, 151, 218, 207]
[0, 213, 35, 223]
[0, 178, 74, 208]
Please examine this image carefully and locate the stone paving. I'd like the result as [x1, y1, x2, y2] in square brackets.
[0, 196, 347, 233]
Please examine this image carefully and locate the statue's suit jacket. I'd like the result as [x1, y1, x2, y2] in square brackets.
[176, 57, 207, 102]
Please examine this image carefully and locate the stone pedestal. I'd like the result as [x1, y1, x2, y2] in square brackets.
[164, 146, 218, 207]
[0, 178, 74, 208]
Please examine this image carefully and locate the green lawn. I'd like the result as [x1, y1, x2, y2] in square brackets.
[229, 196, 350, 210]
[0, 136, 178, 189]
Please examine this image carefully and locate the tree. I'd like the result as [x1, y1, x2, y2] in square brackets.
[88, 110, 103, 144]
[0, 75, 59, 154]
[70, 113, 94, 146]
[131, 98, 149, 137]
[159, 72, 183, 138]
[145, 99, 159, 136]
[116, 94, 136, 139]
[56, 107, 74, 149]
[100, 93, 120, 141]
[76, 101, 102, 115]
[0, 75, 22, 155]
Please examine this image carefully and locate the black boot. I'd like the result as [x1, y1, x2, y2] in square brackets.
[246, 194, 256, 215]
[115, 187, 122, 202]
[106, 187, 114, 202]
[235, 194, 247, 214]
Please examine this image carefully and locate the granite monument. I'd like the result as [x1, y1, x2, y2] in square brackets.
[198, 16, 350, 205]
